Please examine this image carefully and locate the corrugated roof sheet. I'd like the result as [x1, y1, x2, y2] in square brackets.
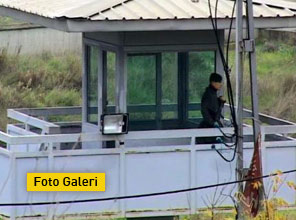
[0, 0, 296, 21]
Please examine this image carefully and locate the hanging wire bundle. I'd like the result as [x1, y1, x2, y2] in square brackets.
[207, 0, 239, 162]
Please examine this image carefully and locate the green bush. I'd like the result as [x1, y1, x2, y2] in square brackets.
[44, 89, 81, 107]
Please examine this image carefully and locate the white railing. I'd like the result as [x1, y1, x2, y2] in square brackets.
[0, 106, 295, 219]
[1, 123, 295, 217]
[0, 125, 295, 154]
[1, 106, 295, 156]
[7, 109, 60, 134]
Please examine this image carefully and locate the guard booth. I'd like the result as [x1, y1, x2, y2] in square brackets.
[0, 0, 296, 219]
[83, 30, 224, 149]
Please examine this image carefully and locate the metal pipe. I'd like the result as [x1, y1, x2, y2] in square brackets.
[235, 0, 245, 219]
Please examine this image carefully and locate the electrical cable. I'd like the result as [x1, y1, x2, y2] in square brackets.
[226, 0, 237, 65]
[1, 168, 295, 207]
[216, 125, 236, 139]
[212, 144, 236, 162]
[208, 0, 239, 162]
[212, 138, 237, 162]
[210, 0, 238, 150]
[208, 0, 237, 132]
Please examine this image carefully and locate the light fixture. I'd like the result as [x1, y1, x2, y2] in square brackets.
[100, 113, 129, 135]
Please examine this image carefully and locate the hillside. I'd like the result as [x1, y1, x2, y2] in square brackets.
[229, 41, 296, 123]
[0, 50, 82, 129]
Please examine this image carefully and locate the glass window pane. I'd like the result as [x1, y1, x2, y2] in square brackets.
[87, 46, 99, 124]
[188, 51, 215, 119]
[162, 52, 178, 119]
[127, 55, 156, 121]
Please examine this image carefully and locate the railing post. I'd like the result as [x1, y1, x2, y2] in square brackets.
[261, 127, 267, 176]
[190, 137, 196, 214]
[47, 142, 55, 219]
[11, 153, 17, 220]
[25, 123, 30, 152]
[119, 149, 126, 216]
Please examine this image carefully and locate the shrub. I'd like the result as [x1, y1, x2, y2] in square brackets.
[0, 51, 82, 129]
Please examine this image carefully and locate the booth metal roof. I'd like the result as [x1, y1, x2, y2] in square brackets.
[0, 0, 296, 32]
[0, 0, 296, 20]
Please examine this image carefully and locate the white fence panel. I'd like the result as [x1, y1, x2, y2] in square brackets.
[264, 146, 296, 203]
[13, 154, 121, 216]
[1, 143, 293, 217]
[0, 154, 13, 216]
[7, 125, 40, 152]
[125, 152, 190, 211]
[15, 157, 48, 216]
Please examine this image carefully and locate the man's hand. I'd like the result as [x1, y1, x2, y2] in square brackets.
[219, 96, 226, 103]
[214, 122, 220, 128]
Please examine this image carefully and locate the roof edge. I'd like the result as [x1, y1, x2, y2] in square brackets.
[65, 16, 296, 32]
[0, 6, 69, 32]
[1, 5, 296, 33]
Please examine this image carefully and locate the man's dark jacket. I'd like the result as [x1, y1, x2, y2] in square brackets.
[200, 85, 224, 128]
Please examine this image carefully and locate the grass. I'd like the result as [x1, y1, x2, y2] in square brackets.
[179, 208, 296, 220]
[228, 41, 296, 123]
[0, 49, 82, 129]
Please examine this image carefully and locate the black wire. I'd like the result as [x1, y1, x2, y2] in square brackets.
[224, 9, 238, 128]
[217, 126, 236, 139]
[214, 146, 236, 162]
[212, 137, 237, 163]
[214, 0, 238, 140]
[246, 0, 250, 39]
[208, 0, 237, 129]
[208, 0, 239, 162]
[215, 0, 219, 29]
[220, 139, 236, 148]
[1, 168, 295, 207]
[226, 1, 237, 65]
[208, 0, 226, 66]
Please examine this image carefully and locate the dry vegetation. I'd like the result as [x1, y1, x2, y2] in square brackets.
[229, 41, 296, 123]
[0, 49, 82, 129]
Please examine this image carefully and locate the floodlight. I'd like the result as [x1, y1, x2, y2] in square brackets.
[101, 113, 129, 135]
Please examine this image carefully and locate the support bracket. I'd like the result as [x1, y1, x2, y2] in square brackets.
[243, 39, 255, 52]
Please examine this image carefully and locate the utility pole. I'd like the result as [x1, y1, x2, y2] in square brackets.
[246, 0, 260, 144]
[236, 0, 261, 218]
[235, 0, 245, 219]
[246, 0, 264, 208]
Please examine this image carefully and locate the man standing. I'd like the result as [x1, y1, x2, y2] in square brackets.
[200, 73, 225, 129]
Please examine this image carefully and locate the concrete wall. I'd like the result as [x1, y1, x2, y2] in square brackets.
[0, 27, 82, 55]
[225, 28, 296, 44]
[0, 26, 294, 56]
[258, 28, 296, 44]
[225, 29, 259, 43]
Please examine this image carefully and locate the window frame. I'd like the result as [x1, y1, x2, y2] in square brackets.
[85, 44, 99, 125]
[125, 46, 219, 131]
[83, 38, 120, 126]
